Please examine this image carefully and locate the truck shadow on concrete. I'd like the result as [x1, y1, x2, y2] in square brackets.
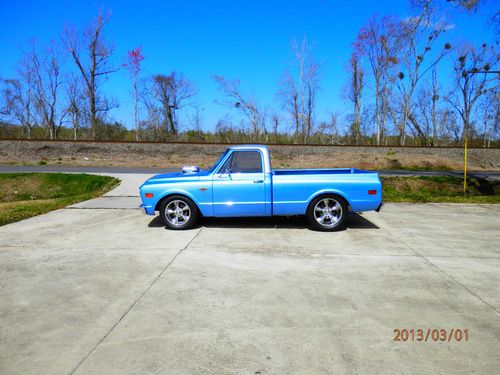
[148, 213, 379, 231]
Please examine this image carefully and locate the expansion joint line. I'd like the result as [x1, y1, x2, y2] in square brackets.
[381, 226, 498, 315]
[68, 228, 203, 375]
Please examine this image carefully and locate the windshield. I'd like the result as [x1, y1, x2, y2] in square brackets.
[208, 149, 229, 173]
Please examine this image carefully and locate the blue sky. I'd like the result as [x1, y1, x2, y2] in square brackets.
[0, 0, 498, 131]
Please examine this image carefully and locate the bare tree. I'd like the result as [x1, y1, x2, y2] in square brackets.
[411, 66, 443, 145]
[0, 86, 7, 117]
[441, 109, 461, 144]
[478, 89, 499, 147]
[213, 75, 263, 138]
[29, 42, 67, 139]
[429, 66, 441, 145]
[442, 0, 499, 37]
[141, 99, 164, 141]
[345, 52, 365, 144]
[145, 72, 196, 136]
[189, 105, 205, 133]
[447, 43, 499, 143]
[445, 0, 481, 11]
[279, 74, 300, 137]
[66, 73, 86, 140]
[123, 47, 144, 140]
[278, 37, 320, 143]
[318, 112, 341, 145]
[1, 79, 32, 138]
[355, 15, 402, 144]
[0, 51, 37, 138]
[392, 1, 451, 145]
[214, 115, 237, 143]
[271, 113, 280, 143]
[63, 9, 118, 139]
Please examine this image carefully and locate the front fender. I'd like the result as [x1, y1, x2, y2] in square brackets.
[154, 188, 211, 216]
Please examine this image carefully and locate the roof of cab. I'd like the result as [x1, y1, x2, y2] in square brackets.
[228, 144, 269, 150]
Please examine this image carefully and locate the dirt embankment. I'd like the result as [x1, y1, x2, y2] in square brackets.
[1, 139, 499, 171]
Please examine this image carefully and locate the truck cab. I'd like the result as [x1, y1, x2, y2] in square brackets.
[211, 145, 272, 217]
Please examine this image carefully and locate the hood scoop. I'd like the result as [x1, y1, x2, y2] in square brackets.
[182, 166, 200, 174]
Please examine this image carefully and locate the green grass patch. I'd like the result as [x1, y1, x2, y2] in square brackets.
[380, 164, 454, 172]
[382, 176, 500, 203]
[0, 173, 119, 226]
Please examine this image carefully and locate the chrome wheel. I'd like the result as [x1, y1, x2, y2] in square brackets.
[165, 200, 191, 227]
[313, 198, 343, 228]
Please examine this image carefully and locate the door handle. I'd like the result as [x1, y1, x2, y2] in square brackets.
[253, 180, 264, 183]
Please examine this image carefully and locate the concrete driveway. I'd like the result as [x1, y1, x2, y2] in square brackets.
[0, 174, 499, 374]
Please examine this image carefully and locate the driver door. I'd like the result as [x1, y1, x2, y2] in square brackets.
[212, 150, 266, 216]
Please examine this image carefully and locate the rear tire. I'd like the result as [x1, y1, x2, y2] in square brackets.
[159, 195, 199, 230]
[306, 195, 347, 231]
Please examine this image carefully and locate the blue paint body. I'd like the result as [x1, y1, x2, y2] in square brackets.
[139, 145, 382, 217]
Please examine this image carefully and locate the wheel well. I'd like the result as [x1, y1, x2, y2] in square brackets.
[308, 193, 350, 211]
[155, 194, 202, 215]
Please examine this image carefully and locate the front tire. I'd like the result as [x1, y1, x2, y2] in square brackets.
[159, 195, 199, 230]
[306, 195, 347, 231]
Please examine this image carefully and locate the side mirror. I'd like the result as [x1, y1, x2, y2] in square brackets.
[217, 167, 232, 179]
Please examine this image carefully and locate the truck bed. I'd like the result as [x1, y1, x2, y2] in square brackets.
[271, 168, 381, 215]
[273, 168, 374, 175]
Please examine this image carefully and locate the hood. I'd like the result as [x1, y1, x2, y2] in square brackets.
[141, 168, 211, 186]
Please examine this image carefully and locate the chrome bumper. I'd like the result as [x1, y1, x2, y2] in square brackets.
[139, 203, 155, 216]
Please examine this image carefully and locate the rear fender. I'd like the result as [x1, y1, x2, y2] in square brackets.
[307, 189, 352, 209]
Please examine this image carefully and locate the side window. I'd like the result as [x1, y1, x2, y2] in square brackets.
[219, 151, 263, 173]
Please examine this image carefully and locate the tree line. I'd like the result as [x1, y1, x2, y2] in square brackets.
[0, 0, 498, 147]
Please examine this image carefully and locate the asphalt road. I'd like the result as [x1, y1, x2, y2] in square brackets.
[1, 164, 499, 180]
[0, 173, 499, 374]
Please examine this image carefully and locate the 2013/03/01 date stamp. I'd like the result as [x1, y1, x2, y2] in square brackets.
[393, 328, 469, 342]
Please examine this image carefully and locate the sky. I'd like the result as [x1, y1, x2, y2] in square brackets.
[0, 0, 498, 132]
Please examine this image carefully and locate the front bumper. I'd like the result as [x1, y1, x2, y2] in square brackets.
[139, 203, 156, 216]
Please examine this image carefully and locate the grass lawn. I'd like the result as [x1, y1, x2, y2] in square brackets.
[0, 173, 119, 226]
[382, 176, 500, 203]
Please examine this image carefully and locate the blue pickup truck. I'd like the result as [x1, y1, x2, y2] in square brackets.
[139, 145, 382, 231]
